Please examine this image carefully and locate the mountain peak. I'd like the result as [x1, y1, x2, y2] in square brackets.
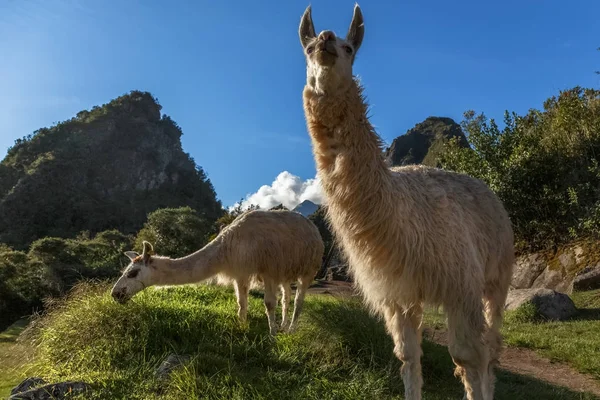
[292, 200, 319, 217]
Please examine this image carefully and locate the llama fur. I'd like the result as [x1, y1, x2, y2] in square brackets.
[298, 5, 514, 400]
[111, 209, 325, 334]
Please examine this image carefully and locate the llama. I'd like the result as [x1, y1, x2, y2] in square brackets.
[298, 5, 514, 400]
[111, 209, 325, 335]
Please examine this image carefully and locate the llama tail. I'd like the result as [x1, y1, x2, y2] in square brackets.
[483, 278, 510, 399]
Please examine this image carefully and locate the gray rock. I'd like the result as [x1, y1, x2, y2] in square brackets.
[156, 353, 191, 380]
[511, 253, 547, 289]
[573, 267, 600, 291]
[10, 378, 46, 396]
[531, 267, 565, 291]
[505, 288, 577, 321]
[9, 381, 91, 400]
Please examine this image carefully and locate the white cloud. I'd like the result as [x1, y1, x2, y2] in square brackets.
[232, 171, 324, 211]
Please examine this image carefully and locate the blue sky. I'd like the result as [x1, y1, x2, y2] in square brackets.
[1, 0, 599, 208]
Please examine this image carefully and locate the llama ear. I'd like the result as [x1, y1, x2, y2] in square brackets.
[142, 241, 154, 262]
[299, 5, 316, 49]
[124, 251, 139, 261]
[346, 4, 364, 52]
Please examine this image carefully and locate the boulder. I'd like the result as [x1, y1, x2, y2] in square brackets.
[511, 253, 547, 289]
[9, 381, 91, 400]
[573, 267, 600, 291]
[505, 288, 577, 321]
[531, 267, 571, 293]
[10, 378, 46, 396]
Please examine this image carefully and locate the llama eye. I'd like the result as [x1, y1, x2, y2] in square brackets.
[307, 47, 314, 54]
[127, 269, 139, 279]
[344, 46, 353, 54]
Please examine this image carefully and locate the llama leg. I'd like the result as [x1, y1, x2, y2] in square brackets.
[288, 276, 312, 332]
[383, 303, 423, 400]
[483, 284, 509, 398]
[280, 284, 292, 331]
[446, 300, 490, 400]
[263, 279, 279, 335]
[234, 279, 249, 323]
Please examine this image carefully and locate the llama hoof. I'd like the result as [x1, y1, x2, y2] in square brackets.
[279, 323, 290, 332]
[287, 324, 298, 333]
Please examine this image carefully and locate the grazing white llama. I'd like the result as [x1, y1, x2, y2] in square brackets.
[111, 209, 325, 335]
[298, 5, 514, 400]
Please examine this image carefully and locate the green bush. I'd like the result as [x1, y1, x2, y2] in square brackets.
[439, 87, 600, 252]
[0, 230, 133, 330]
[135, 206, 214, 257]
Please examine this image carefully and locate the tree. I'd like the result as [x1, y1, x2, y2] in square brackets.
[439, 87, 600, 251]
[208, 199, 261, 240]
[135, 206, 213, 258]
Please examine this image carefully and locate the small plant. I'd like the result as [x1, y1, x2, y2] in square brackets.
[504, 302, 543, 324]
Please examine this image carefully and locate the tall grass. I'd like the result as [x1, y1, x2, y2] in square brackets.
[19, 282, 597, 399]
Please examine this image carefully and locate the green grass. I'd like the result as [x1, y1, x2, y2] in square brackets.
[10, 282, 595, 399]
[501, 289, 600, 380]
[0, 317, 34, 398]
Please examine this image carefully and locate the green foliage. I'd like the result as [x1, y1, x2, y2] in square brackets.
[207, 201, 260, 242]
[19, 283, 595, 399]
[0, 230, 133, 331]
[135, 207, 213, 257]
[385, 116, 469, 167]
[0, 90, 223, 249]
[504, 302, 542, 324]
[0, 248, 51, 328]
[439, 87, 600, 251]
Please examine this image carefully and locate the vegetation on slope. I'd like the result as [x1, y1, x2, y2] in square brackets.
[0, 205, 221, 332]
[0, 229, 133, 331]
[384, 116, 469, 167]
[0, 90, 223, 249]
[439, 87, 600, 252]
[14, 283, 597, 399]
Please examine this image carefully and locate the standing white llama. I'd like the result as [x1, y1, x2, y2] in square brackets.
[111, 209, 324, 335]
[297, 5, 514, 400]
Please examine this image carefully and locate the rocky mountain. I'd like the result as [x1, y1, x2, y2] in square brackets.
[293, 200, 319, 217]
[0, 91, 223, 249]
[384, 116, 469, 167]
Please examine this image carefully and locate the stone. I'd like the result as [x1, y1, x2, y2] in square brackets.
[531, 267, 566, 292]
[9, 381, 91, 400]
[573, 267, 600, 291]
[505, 288, 577, 321]
[10, 378, 46, 396]
[511, 253, 547, 289]
[156, 353, 192, 380]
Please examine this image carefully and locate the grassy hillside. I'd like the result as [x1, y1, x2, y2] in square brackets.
[4, 283, 597, 399]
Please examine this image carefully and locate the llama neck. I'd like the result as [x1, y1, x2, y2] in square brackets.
[151, 240, 224, 286]
[303, 79, 392, 234]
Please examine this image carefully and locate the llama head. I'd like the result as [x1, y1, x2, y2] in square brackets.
[299, 4, 364, 96]
[111, 241, 156, 304]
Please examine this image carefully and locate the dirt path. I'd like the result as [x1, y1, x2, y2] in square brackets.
[308, 280, 600, 397]
[424, 326, 600, 397]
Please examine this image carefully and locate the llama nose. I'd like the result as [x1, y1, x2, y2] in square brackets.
[112, 289, 126, 303]
[318, 30, 335, 42]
